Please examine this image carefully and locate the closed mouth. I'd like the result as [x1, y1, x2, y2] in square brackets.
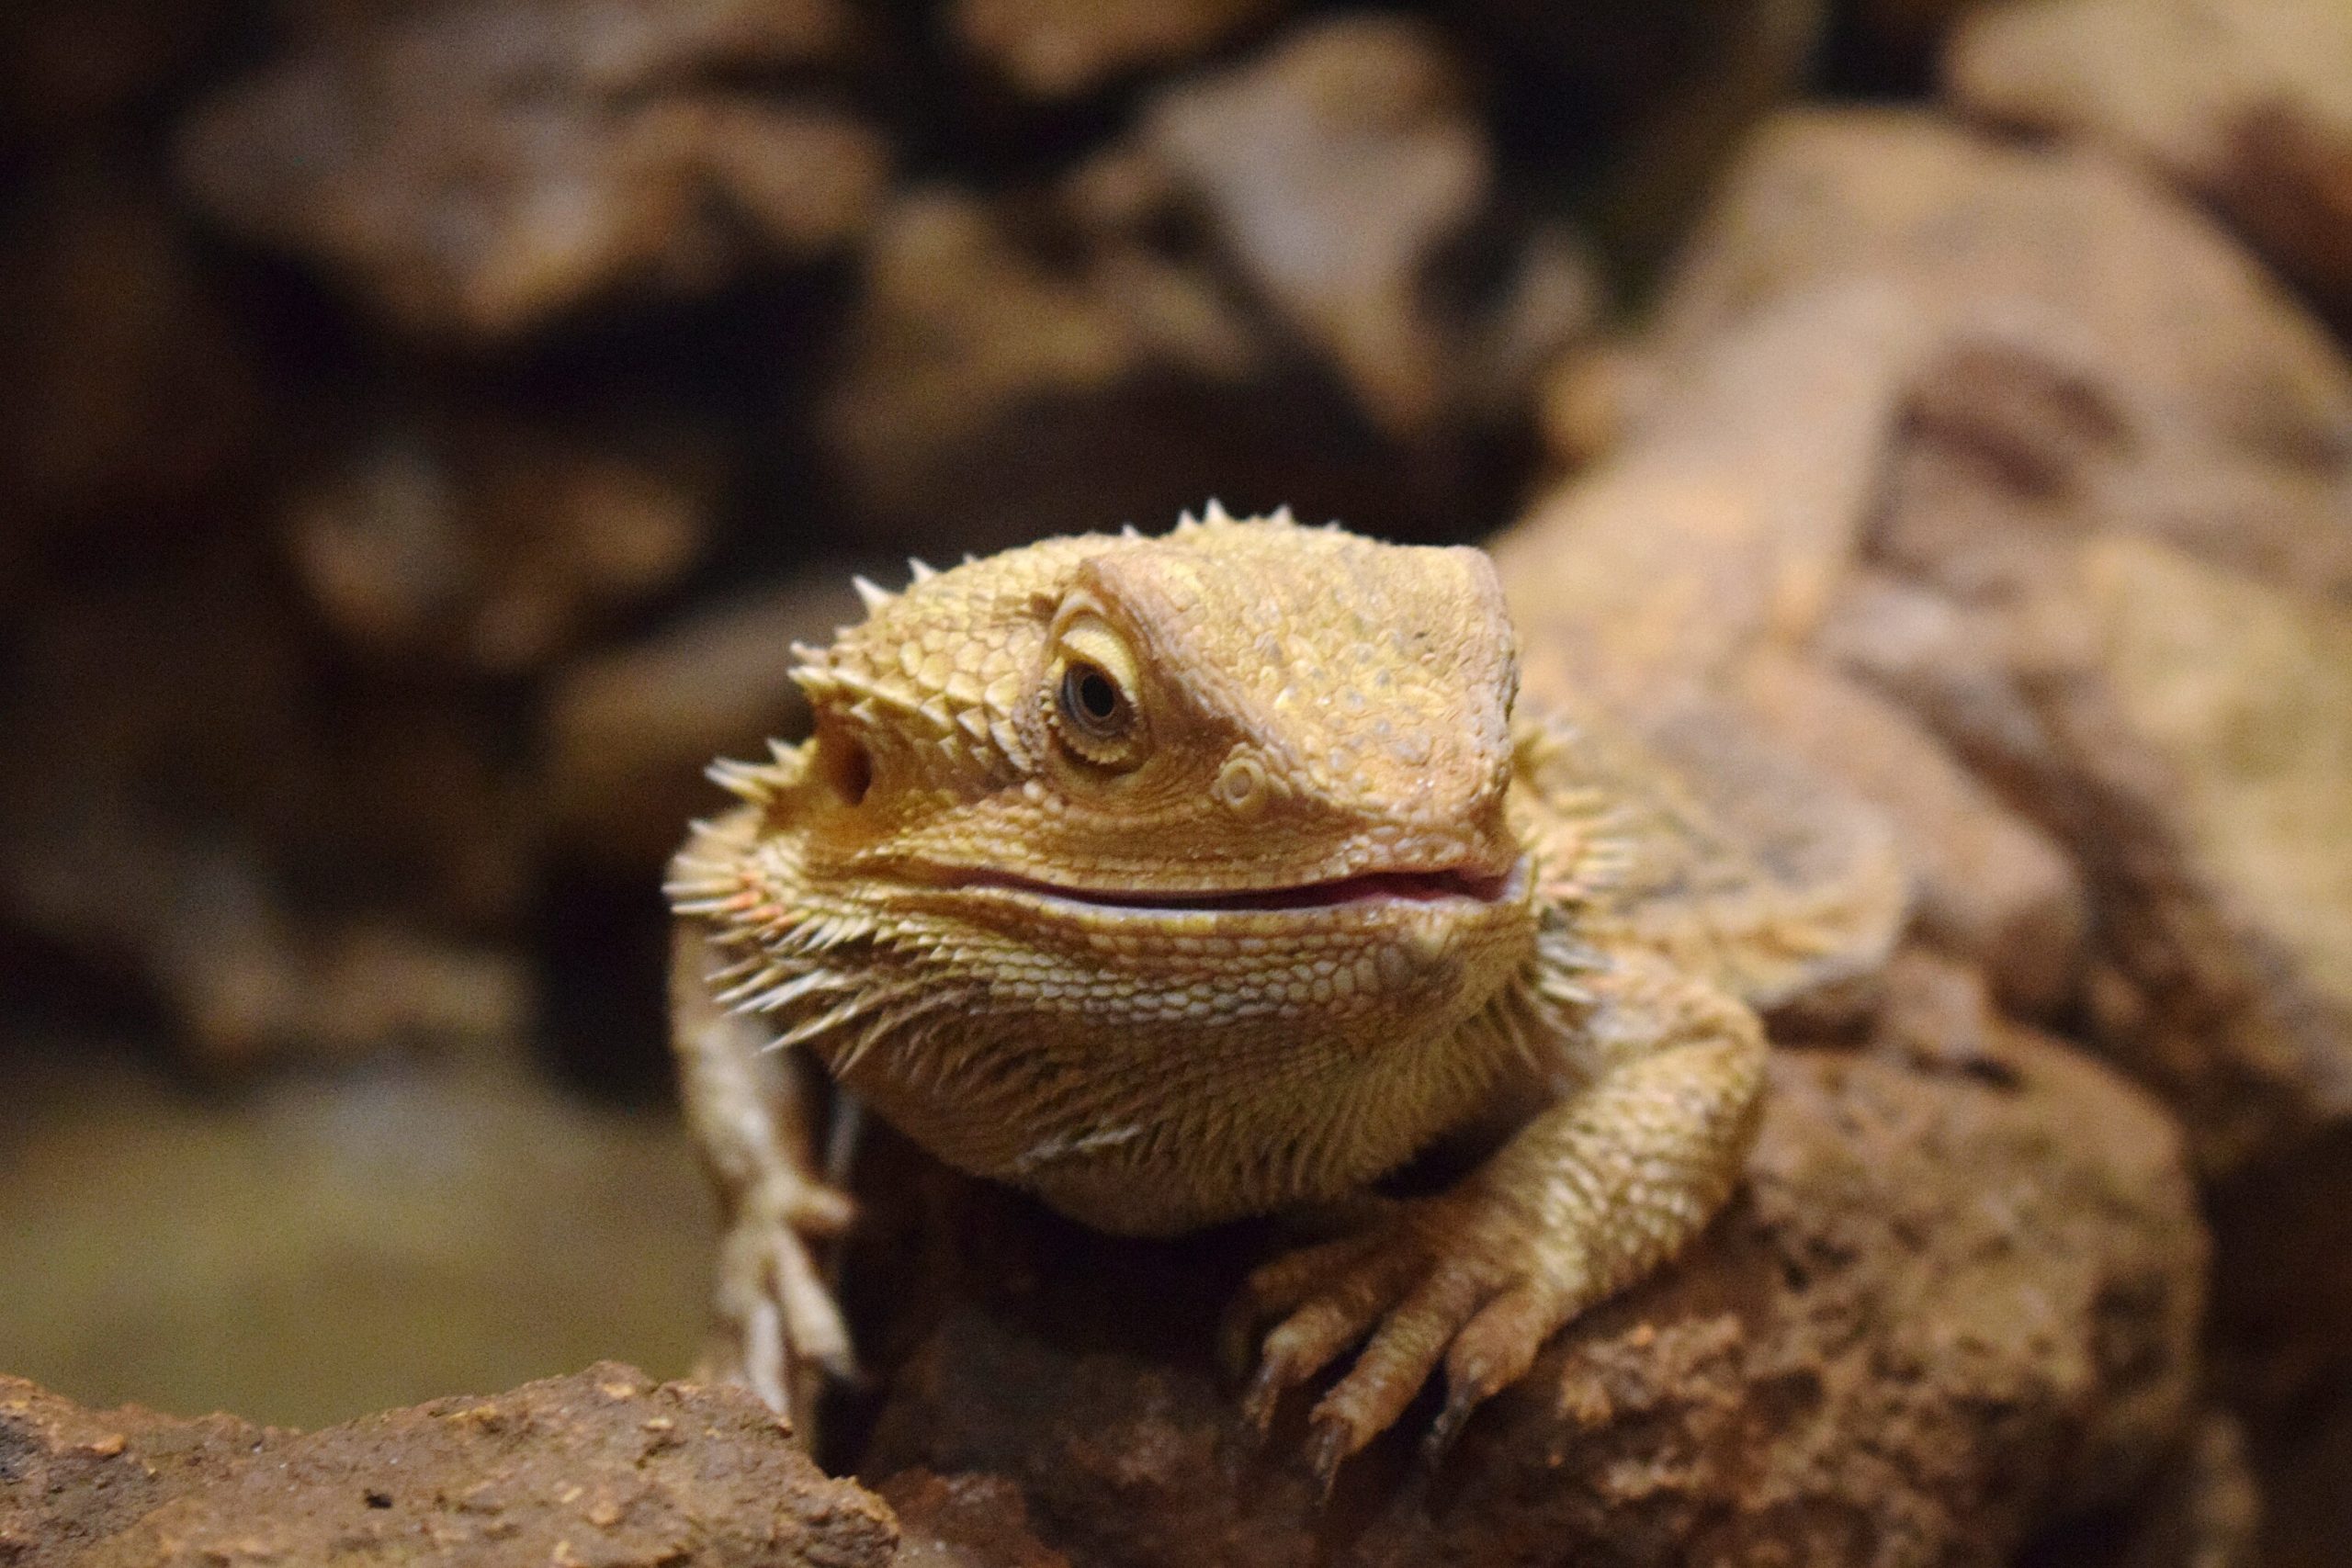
[950, 858, 1526, 915]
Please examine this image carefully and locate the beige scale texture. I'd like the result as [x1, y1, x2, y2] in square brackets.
[666, 510, 1905, 1480]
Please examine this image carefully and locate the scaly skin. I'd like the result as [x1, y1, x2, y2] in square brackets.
[666, 507, 1905, 1479]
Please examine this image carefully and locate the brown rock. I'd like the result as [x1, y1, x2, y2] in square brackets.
[881, 1471, 1074, 1568]
[544, 568, 875, 878]
[0, 169, 258, 556]
[1, 1364, 899, 1568]
[1652, 109, 2352, 491]
[861, 1014, 2205, 1567]
[1826, 529, 2352, 1173]
[285, 414, 720, 675]
[0, 547, 534, 1066]
[1492, 286, 2092, 1015]
[0, 0, 234, 145]
[951, 0, 1287, 101]
[175, 0, 884, 340]
[1116, 14, 1596, 442]
[818, 17, 1596, 552]
[1948, 0, 2352, 316]
[815, 185, 1363, 551]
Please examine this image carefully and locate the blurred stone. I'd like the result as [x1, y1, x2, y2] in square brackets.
[864, 1022, 2204, 1566]
[1949, 0, 2352, 316]
[176, 0, 885, 340]
[817, 185, 1400, 551]
[819, 16, 1598, 552]
[1114, 14, 1597, 441]
[1653, 109, 2352, 502]
[1826, 528, 2352, 1174]
[0, 1365, 899, 1567]
[951, 0, 1286, 101]
[881, 1471, 1073, 1568]
[0, 168, 258, 568]
[285, 415, 720, 675]
[0, 0, 234, 146]
[1495, 286, 2092, 1018]
[544, 567, 873, 878]
[2046, 1412, 2264, 1568]
[0, 547, 535, 1066]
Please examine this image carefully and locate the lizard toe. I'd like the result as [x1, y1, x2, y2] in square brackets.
[1306, 1263, 1492, 1469]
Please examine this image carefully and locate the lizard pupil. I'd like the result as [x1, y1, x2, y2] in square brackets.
[1062, 663, 1126, 734]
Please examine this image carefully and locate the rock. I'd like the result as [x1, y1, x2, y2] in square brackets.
[1650, 109, 2352, 498]
[543, 568, 876, 879]
[950, 0, 1288, 101]
[881, 1471, 1074, 1568]
[0, 168, 258, 559]
[818, 16, 1598, 553]
[0, 546, 535, 1066]
[1948, 0, 2352, 317]
[1826, 485, 2352, 1174]
[0, 1364, 899, 1567]
[1601, 109, 2352, 1168]
[1491, 285, 2092, 1017]
[284, 414, 719, 675]
[860, 999, 2206, 1567]
[1113, 15, 1596, 442]
[176, 0, 885, 340]
[0, 0, 234, 146]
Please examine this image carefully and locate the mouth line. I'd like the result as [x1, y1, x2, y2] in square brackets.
[949, 859, 1525, 915]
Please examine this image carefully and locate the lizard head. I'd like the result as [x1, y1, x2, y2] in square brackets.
[679, 509, 1558, 1231]
[792, 506, 1522, 892]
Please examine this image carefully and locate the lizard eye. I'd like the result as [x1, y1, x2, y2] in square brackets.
[1046, 605, 1148, 771]
[1060, 662, 1129, 739]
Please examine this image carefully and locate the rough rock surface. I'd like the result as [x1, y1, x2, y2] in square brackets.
[286, 414, 719, 675]
[0, 545, 533, 1066]
[950, 0, 1287, 102]
[1112, 15, 1595, 441]
[1494, 286, 2091, 1021]
[543, 567, 874, 878]
[1948, 0, 2352, 316]
[0, 1364, 899, 1567]
[880, 1472, 1074, 1568]
[0, 169, 257, 555]
[819, 17, 1595, 551]
[177, 0, 886, 339]
[1567, 108, 2352, 1172]
[860, 987, 2205, 1568]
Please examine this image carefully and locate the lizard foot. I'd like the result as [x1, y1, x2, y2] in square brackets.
[1227, 1189, 1591, 1490]
[697, 1176, 858, 1427]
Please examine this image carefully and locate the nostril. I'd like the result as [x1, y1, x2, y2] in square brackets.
[820, 734, 872, 807]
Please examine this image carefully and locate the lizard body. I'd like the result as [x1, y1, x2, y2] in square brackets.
[667, 509, 1905, 1477]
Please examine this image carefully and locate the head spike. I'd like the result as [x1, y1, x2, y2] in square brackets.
[907, 557, 938, 582]
[1270, 503, 1296, 525]
[1203, 498, 1234, 525]
[852, 575, 894, 614]
[1175, 508, 1201, 532]
[1119, 523, 1142, 538]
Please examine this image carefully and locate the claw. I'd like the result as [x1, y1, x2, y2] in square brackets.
[1421, 1380, 1482, 1470]
[1305, 1416, 1352, 1502]
[1239, 1354, 1291, 1437]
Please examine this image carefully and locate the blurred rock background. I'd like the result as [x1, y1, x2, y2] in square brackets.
[1, 2, 2348, 1563]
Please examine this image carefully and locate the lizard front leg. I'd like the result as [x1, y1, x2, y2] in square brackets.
[1230, 947, 1766, 1483]
[671, 920, 857, 1427]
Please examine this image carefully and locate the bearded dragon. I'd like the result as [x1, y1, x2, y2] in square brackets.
[666, 507, 1905, 1482]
